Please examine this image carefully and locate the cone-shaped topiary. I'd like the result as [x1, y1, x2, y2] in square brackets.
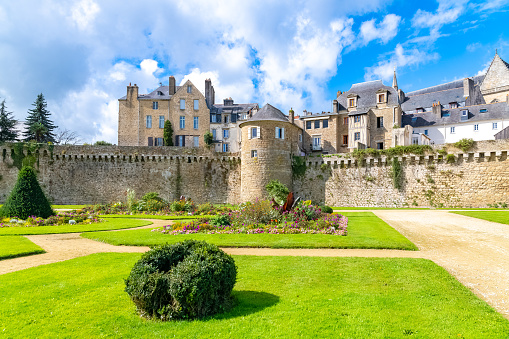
[0, 166, 54, 219]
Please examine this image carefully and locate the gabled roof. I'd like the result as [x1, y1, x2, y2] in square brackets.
[337, 80, 398, 111]
[211, 103, 258, 115]
[480, 53, 509, 93]
[118, 85, 182, 100]
[402, 102, 508, 128]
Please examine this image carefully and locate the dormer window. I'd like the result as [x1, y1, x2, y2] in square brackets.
[449, 102, 458, 109]
[461, 110, 468, 121]
[416, 108, 424, 113]
[157, 91, 163, 96]
[377, 93, 386, 103]
[348, 98, 356, 107]
[480, 108, 488, 113]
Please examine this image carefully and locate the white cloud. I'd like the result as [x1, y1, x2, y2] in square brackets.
[360, 14, 401, 45]
[70, 0, 100, 31]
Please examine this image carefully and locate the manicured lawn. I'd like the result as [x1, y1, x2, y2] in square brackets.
[450, 211, 509, 225]
[0, 236, 45, 260]
[333, 207, 429, 210]
[0, 218, 152, 235]
[82, 212, 418, 250]
[99, 214, 207, 220]
[53, 205, 87, 209]
[0, 253, 507, 338]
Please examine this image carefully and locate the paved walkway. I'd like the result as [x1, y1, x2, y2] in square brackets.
[0, 212, 508, 319]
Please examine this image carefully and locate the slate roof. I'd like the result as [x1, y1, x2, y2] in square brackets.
[402, 102, 509, 128]
[299, 111, 337, 119]
[405, 75, 484, 97]
[118, 85, 182, 100]
[243, 104, 289, 123]
[337, 80, 399, 111]
[210, 103, 258, 115]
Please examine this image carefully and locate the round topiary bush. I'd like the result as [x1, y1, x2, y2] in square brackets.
[0, 166, 54, 219]
[125, 240, 237, 321]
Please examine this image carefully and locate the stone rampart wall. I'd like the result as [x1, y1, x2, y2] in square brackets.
[0, 145, 241, 204]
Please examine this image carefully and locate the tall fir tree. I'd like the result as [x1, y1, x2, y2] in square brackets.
[0, 100, 18, 142]
[23, 93, 57, 143]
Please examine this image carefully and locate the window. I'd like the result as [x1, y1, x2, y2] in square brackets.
[249, 126, 260, 139]
[450, 126, 455, 134]
[377, 117, 383, 128]
[275, 127, 285, 139]
[222, 143, 229, 152]
[493, 122, 498, 130]
[348, 98, 356, 107]
[412, 137, 419, 145]
[180, 99, 185, 110]
[411, 117, 417, 123]
[193, 136, 199, 147]
[354, 132, 360, 141]
[354, 116, 361, 123]
[156, 138, 163, 146]
[377, 93, 385, 103]
[474, 124, 479, 131]
[343, 117, 348, 125]
[449, 102, 458, 109]
[146, 115, 152, 128]
[212, 129, 216, 140]
[322, 119, 329, 128]
[159, 116, 165, 129]
[179, 116, 185, 129]
[187, 85, 192, 93]
[211, 114, 217, 123]
[152, 101, 158, 110]
[223, 129, 229, 138]
[177, 135, 185, 147]
[193, 117, 199, 129]
[306, 121, 312, 129]
[416, 108, 424, 113]
[313, 120, 319, 129]
[299, 133, 302, 142]
[312, 136, 321, 150]
[376, 142, 384, 150]
[251, 150, 257, 158]
[224, 115, 229, 124]
[461, 110, 468, 121]
[343, 135, 348, 145]
[424, 130, 428, 136]
[480, 108, 488, 113]
[441, 112, 450, 117]
[194, 99, 199, 110]
[241, 113, 247, 120]
[148, 137, 153, 146]
[157, 91, 163, 96]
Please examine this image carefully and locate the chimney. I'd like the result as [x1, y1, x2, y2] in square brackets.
[169, 76, 176, 95]
[463, 78, 474, 98]
[289, 108, 294, 124]
[205, 78, 215, 109]
[432, 102, 442, 116]
[337, 90, 342, 97]
[127, 83, 138, 102]
[332, 99, 339, 113]
[223, 97, 234, 106]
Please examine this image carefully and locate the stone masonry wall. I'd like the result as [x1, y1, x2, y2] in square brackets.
[294, 139, 509, 207]
[0, 145, 241, 205]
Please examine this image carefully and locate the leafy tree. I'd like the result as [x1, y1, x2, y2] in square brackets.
[163, 120, 174, 146]
[265, 179, 290, 205]
[28, 122, 48, 143]
[94, 140, 113, 146]
[0, 166, 54, 219]
[23, 93, 57, 143]
[204, 131, 213, 146]
[0, 99, 18, 142]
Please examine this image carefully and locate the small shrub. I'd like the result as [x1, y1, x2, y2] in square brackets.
[141, 192, 163, 202]
[454, 138, 474, 152]
[125, 240, 237, 321]
[391, 157, 402, 190]
[320, 205, 333, 214]
[211, 214, 231, 226]
[446, 154, 456, 164]
[0, 166, 54, 219]
[265, 180, 289, 205]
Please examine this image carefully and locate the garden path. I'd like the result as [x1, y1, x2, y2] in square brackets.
[372, 210, 509, 319]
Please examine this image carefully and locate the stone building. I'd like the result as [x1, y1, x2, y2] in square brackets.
[239, 104, 303, 202]
[118, 76, 210, 147]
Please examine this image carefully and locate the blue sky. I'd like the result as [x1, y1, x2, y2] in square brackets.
[0, 0, 508, 143]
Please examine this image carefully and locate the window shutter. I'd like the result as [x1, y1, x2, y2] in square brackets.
[275, 127, 278, 138]
[248, 128, 252, 139]
[282, 128, 285, 139]
[257, 126, 261, 139]
[231, 113, 237, 123]
[148, 137, 153, 146]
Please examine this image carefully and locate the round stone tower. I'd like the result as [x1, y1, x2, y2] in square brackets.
[239, 104, 302, 203]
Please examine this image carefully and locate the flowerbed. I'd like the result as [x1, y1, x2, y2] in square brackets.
[156, 202, 348, 236]
[0, 211, 102, 228]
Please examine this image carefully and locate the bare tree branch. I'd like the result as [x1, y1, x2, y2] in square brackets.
[54, 128, 82, 145]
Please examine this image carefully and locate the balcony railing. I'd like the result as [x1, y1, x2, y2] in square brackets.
[312, 144, 322, 151]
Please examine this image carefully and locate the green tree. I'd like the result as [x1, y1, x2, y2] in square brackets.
[23, 93, 57, 143]
[204, 131, 213, 146]
[0, 100, 18, 142]
[163, 120, 174, 146]
[94, 140, 113, 146]
[28, 122, 48, 143]
[0, 166, 54, 219]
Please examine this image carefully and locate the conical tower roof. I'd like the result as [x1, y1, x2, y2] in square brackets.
[245, 103, 289, 123]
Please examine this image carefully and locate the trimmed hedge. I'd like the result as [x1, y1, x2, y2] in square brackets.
[125, 240, 237, 320]
[0, 166, 54, 219]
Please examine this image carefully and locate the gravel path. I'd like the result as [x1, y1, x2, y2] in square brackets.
[0, 212, 508, 319]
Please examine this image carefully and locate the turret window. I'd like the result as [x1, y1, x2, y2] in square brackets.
[275, 127, 285, 139]
[251, 150, 258, 158]
[249, 126, 261, 139]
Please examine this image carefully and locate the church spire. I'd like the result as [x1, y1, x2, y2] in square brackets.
[392, 67, 398, 91]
